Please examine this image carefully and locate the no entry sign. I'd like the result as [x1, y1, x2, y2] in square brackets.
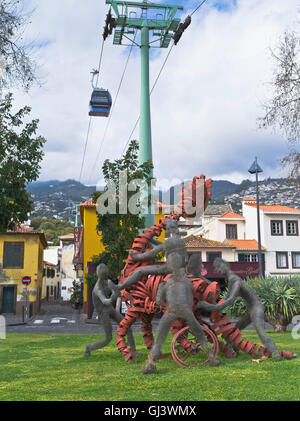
[22, 276, 31, 286]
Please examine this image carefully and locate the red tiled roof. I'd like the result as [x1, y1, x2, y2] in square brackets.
[242, 197, 256, 201]
[245, 203, 300, 213]
[226, 239, 265, 250]
[185, 235, 235, 248]
[80, 199, 96, 208]
[59, 233, 74, 240]
[218, 211, 245, 219]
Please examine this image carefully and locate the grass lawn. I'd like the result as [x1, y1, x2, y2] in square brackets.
[0, 330, 299, 401]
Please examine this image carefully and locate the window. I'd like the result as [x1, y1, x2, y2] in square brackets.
[238, 253, 265, 262]
[271, 220, 283, 236]
[276, 252, 288, 269]
[50, 286, 54, 295]
[3, 242, 24, 268]
[292, 252, 300, 268]
[207, 252, 221, 262]
[226, 224, 237, 239]
[286, 221, 298, 236]
[62, 286, 67, 290]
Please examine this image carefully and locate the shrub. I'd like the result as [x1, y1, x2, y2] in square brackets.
[218, 275, 300, 332]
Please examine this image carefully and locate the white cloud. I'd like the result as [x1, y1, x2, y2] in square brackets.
[11, 0, 299, 188]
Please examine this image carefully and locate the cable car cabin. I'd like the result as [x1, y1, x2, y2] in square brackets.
[89, 88, 112, 117]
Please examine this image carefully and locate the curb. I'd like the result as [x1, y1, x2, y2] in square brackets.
[6, 314, 37, 327]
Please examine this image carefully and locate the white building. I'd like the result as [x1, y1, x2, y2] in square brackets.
[43, 246, 61, 267]
[43, 246, 62, 302]
[196, 197, 300, 276]
[59, 233, 80, 301]
[242, 198, 300, 276]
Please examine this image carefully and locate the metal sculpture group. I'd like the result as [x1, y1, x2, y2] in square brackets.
[84, 175, 296, 372]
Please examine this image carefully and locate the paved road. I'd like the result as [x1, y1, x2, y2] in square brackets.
[6, 302, 160, 334]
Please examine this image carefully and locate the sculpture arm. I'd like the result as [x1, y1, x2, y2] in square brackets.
[130, 244, 164, 262]
[93, 284, 118, 306]
[197, 282, 240, 312]
[150, 238, 162, 246]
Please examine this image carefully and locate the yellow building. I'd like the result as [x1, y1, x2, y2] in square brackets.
[0, 228, 47, 317]
[80, 199, 104, 315]
[79, 199, 165, 317]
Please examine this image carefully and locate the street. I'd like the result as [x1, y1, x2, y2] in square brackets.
[5, 302, 160, 334]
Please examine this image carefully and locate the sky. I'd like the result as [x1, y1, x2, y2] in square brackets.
[10, 0, 299, 190]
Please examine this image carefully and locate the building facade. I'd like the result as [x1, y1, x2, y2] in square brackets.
[0, 229, 47, 316]
[42, 261, 61, 302]
[242, 198, 300, 276]
[196, 197, 300, 276]
[184, 235, 263, 283]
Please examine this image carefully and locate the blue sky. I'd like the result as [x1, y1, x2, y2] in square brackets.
[11, 0, 299, 190]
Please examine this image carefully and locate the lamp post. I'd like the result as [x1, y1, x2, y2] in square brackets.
[248, 157, 264, 277]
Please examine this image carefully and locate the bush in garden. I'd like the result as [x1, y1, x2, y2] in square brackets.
[219, 275, 300, 333]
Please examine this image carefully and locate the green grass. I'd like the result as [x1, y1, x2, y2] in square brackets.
[0, 331, 299, 401]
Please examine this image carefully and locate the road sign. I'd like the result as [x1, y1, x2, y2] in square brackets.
[22, 276, 31, 286]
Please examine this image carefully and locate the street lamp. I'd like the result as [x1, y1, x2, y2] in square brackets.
[248, 157, 264, 277]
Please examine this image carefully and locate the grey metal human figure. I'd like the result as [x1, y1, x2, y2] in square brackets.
[197, 258, 283, 360]
[187, 252, 211, 284]
[116, 219, 187, 292]
[84, 263, 138, 361]
[142, 254, 221, 374]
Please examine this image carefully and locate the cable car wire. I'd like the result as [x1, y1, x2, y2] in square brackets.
[119, 0, 209, 158]
[78, 37, 105, 183]
[87, 30, 138, 184]
[190, 0, 209, 17]
[120, 42, 175, 157]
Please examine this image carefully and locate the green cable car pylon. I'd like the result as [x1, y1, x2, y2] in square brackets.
[105, 0, 185, 227]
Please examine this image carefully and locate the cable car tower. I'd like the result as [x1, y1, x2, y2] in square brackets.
[104, 0, 185, 227]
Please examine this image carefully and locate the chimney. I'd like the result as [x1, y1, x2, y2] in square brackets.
[242, 197, 256, 216]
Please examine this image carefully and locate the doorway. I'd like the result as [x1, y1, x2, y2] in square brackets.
[2, 286, 15, 313]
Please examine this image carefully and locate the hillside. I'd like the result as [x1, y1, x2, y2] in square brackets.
[27, 179, 96, 222]
[26, 177, 300, 222]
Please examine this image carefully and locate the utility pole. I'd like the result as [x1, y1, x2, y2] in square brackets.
[248, 157, 264, 277]
[105, 0, 185, 227]
[74, 202, 81, 227]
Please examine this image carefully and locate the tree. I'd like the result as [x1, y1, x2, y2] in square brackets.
[91, 140, 153, 279]
[0, 93, 45, 231]
[30, 217, 74, 245]
[0, 0, 37, 91]
[259, 30, 300, 178]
